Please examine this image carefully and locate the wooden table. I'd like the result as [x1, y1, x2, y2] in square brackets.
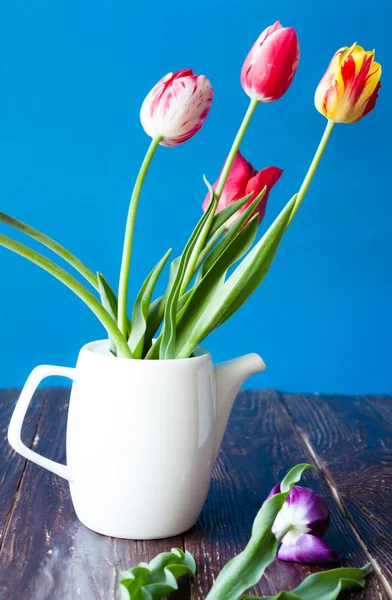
[0, 389, 391, 599]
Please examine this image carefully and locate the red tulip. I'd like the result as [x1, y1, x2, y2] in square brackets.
[202, 152, 283, 228]
[241, 21, 300, 102]
[140, 69, 213, 147]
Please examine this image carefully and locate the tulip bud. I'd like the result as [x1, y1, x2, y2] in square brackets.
[315, 43, 382, 123]
[202, 151, 282, 228]
[268, 484, 340, 563]
[240, 21, 300, 102]
[140, 69, 213, 147]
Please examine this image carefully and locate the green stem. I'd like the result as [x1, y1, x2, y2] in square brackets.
[179, 99, 258, 294]
[288, 119, 335, 226]
[194, 224, 225, 271]
[0, 212, 98, 289]
[142, 101, 259, 346]
[0, 234, 132, 358]
[118, 136, 162, 336]
[215, 98, 258, 199]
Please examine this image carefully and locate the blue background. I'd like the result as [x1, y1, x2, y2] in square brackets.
[0, 0, 390, 393]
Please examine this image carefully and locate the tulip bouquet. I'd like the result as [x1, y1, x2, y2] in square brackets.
[0, 23, 381, 360]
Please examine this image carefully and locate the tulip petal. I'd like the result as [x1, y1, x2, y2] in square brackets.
[245, 167, 283, 222]
[266, 483, 281, 500]
[202, 152, 282, 228]
[278, 533, 341, 563]
[361, 80, 382, 120]
[202, 152, 255, 213]
[270, 485, 330, 541]
[241, 23, 299, 102]
[140, 69, 213, 146]
[314, 43, 381, 123]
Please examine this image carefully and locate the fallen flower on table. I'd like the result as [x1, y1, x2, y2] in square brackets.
[205, 464, 312, 600]
[119, 464, 370, 600]
[267, 484, 340, 563]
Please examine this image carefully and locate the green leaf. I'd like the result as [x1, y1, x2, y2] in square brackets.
[145, 287, 194, 360]
[174, 196, 295, 359]
[159, 213, 258, 360]
[143, 189, 260, 354]
[142, 256, 181, 356]
[143, 295, 164, 351]
[0, 234, 133, 358]
[97, 273, 132, 355]
[180, 176, 220, 294]
[97, 273, 119, 322]
[159, 181, 218, 360]
[128, 249, 172, 358]
[208, 192, 254, 237]
[213, 196, 296, 329]
[119, 548, 196, 600]
[243, 564, 370, 600]
[202, 187, 266, 276]
[281, 463, 313, 493]
[205, 464, 311, 600]
[0, 211, 98, 289]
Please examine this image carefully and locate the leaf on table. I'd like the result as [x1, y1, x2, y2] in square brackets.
[119, 548, 196, 600]
[243, 564, 370, 600]
[205, 464, 312, 600]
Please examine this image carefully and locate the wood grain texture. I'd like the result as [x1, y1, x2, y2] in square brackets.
[281, 392, 392, 595]
[0, 388, 45, 541]
[184, 390, 382, 599]
[0, 387, 187, 600]
[0, 389, 390, 599]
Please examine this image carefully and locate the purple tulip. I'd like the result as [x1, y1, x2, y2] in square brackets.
[268, 484, 341, 564]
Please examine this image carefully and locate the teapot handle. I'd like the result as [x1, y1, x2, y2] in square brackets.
[8, 365, 77, 482]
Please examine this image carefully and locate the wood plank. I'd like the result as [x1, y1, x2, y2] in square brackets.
[280, 392, 392, 594]
[0, 389, 387, 599]
[0, 387, 187, 600]
[185, 390, 383, 599]
[0, 388, 45, 541]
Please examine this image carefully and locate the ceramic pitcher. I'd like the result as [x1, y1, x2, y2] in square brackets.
[8, 339, 265, 539]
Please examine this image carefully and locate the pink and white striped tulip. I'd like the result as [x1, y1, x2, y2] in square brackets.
[202, 151, 283, 228]
[140, 69, 213, 147]
[268, 484, 340, 564]
[241, 21, 300, 102]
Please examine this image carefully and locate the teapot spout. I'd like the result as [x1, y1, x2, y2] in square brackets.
[213, 353, 266, 462]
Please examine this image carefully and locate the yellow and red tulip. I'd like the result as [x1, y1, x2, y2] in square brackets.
[315, 43, 382, 124]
